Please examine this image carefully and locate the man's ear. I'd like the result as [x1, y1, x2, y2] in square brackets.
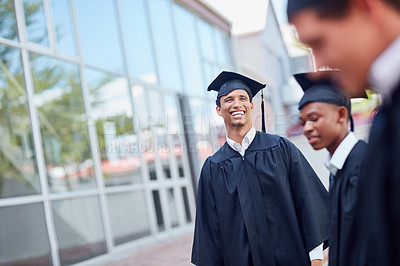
[351, 0, 376, 16]
[216, 105, 222, 117]
[351, 0, 369, 10]
[338, 106, 348, 123]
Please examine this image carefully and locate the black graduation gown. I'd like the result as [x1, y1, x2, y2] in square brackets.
[328, 140, 367, 266]
[357, 83, 400, 266]
[191, 132, 329, 266]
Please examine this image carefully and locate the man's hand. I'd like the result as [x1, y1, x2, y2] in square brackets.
[311, 259, 323, 266]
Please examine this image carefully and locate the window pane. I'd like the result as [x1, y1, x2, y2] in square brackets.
[107, 191, 151, 245]
[163, 94, 181, 132]
[50, 0, 76, 55]
[173, 4, 204, 96]
[198, 20, 217, 62]
[203, 61, 218, 86]
[23, 0, 49, 46]
[86, 68, 142, 186]
[148, 166, 157, 181]
[152, 190, 165, 231]
[0, 203, 52, 265]
[0, 46, 40, 198]
[147, 91, 172, 180]
[0, 0, 19, 41]
[118, 0, 157, 84]
[167, 188, 179, 227]
[163, 94, 186, 178]
[131, 86, 157, 181]
[209, 100, 226, 148]
[144, 91, 163, 181]
[181, 186, 192, 223]
[75, 0, 124, 72]
[215, 30, 231, 66]
[131, 84, 149, 131]
[148, 0, 182, 91]
[30, 53, 96, 192]
[52, 196, 107, 265]
[178, 163, 185, 177]
[189, 98, 214, 169]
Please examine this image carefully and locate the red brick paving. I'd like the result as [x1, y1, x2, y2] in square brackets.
[106, 234, 193, 266]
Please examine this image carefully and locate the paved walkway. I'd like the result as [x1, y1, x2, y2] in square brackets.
[106, 233, 193, 266]
[104, 233, 328, 265]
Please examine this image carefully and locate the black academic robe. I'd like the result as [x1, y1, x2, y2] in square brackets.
[191, 132, 329, 266]
[357, 83, 400, 266]
[328, 140, 367, 266]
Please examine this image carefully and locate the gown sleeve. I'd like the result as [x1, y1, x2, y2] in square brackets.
[279, 138, 329, 252]
[191, 158, 222, 266]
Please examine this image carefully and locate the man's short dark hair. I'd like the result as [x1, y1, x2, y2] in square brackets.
[313, 0, 350, 18]
[386, 0, 400, 12]
[307, 0, 400, 19]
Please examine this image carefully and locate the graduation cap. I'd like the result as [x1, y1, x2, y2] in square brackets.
[287, 0, 331, 19]
[295, 72, 355, 131]
[208, 71, 267, 132]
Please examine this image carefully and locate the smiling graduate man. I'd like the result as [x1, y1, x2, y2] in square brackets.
[191, 71, 329, 266]
[296, 72, 368, 266]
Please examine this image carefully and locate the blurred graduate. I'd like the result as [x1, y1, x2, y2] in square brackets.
[191, 71, 329, 266]
[296, 72, 367, 266]
[287, 0, 400, 263]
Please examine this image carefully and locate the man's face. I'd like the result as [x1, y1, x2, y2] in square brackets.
[216, 89, 254, 129]
[299, 102, 345, 152]
[291, 8, 380, 97]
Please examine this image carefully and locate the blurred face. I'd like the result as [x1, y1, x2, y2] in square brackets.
[299, 102, 347, 153]
[291, 8, 381, 97]
[216, 89, 254, 130]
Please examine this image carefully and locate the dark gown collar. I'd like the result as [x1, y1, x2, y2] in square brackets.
[335, 140, 367, 180]
[210, 131, 281, 163]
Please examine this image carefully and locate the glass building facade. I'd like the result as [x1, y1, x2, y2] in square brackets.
[0, 0, 234, 265]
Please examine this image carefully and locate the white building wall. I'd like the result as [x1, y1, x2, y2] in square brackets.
[236, 2, 302, 135]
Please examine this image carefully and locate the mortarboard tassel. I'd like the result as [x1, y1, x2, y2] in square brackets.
[261, 90, 266, 133]
[349, 114, 354, 132]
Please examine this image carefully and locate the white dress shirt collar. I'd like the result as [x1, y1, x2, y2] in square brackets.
[325, 132, 358, 176]
[226, 127, 256, 156]
[369, 35, 400, 101]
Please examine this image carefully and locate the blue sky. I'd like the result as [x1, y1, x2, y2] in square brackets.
[202, 0, 288, 34]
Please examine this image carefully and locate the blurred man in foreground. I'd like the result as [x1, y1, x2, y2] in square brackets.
[287, 0, 400, 264]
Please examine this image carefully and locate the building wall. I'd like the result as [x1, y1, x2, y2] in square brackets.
[237, 2, 301, 135]
[0, 0, 232, 265]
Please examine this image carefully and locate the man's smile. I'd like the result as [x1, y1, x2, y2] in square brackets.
[307, 135, 321, 146]
[230, 111, 245, 117]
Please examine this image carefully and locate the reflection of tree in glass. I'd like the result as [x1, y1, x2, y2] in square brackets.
[0, 1, 20, 68]
[23, 0, 48, 45]
[0, 0, 19, 41]
[23, 0, 41, 26]
[0, 56, 39, 197]
[0, 0, 48, 197]
[86, 74, 135, 161]
[94, 115, 133, 161]
[87, 74, 113, 112]
[30, 53, 93, 190]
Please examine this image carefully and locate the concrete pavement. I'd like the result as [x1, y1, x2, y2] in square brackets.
[105, 233, 193, 266]
[104, 232, 328, 265]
